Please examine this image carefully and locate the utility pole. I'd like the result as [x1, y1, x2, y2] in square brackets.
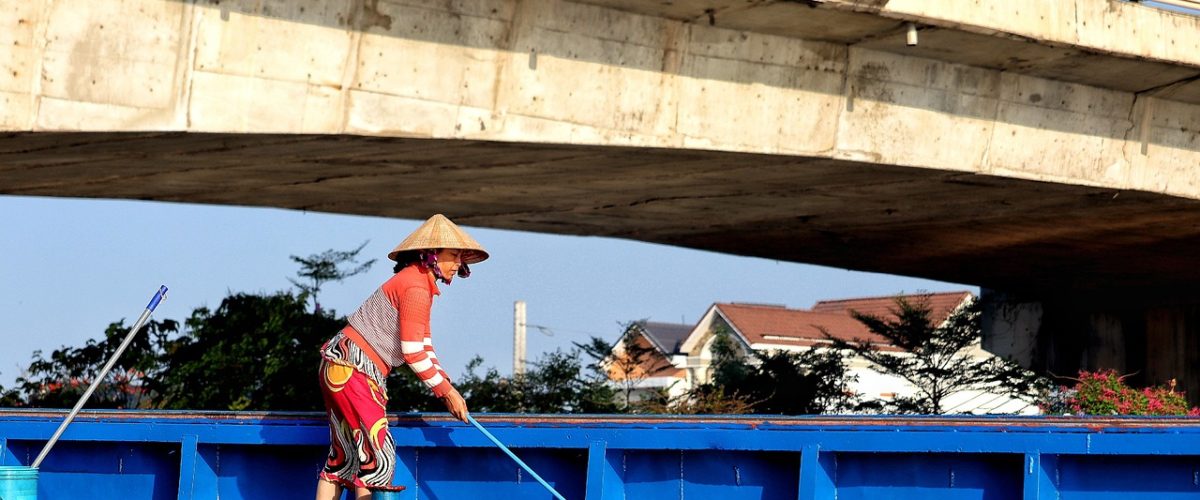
[513, 300, 527, 377]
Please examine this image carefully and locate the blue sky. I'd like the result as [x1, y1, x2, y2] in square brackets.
[0, 195, 974, 388]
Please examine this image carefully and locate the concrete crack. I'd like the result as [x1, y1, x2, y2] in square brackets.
[1073, 0, 1081, 45]
[184, 3, 199, 130]
[1122, 92, 1141, 166]
[625, 192, 752, 208]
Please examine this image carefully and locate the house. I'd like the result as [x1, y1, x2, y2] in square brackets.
[612, 291, 1037, 414]
[606, 321, 693, 401]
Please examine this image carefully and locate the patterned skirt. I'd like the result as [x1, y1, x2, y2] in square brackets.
[317, 331, 404, 492]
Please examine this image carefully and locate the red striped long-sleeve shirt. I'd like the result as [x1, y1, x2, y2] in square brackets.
[343, 264, 453, 397]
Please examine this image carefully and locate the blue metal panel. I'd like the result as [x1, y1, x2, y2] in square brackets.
[584, 441, 622, 500]
[4, 411, 1200, 499]
[411, 446, 586, 500]
[6, 440, 178, 500]
[620, 450, 683, 499]
[188, 443, 218, 500]
[799, 445, 835, 500]
[1057, 455, 1200, 499]
[1022, 453, 1058, 500]
[199, 444, 328, 500]
[682, 450, 799, 499]
[834, 453, 1022, 500]
[388, 447, 419, 499]
[0, 438, 16, 466]
[616, 449, 800, 500]
[176, 435, 198, 500]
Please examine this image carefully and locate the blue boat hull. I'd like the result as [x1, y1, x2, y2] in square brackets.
[1, 410, 1198, 499]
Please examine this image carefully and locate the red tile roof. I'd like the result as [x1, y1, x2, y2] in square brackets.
[715, 291, 973, 350]
[812, 291, 973, 320]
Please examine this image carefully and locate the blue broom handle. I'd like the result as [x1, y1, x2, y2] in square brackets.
[31, 285, 168, 468]
[467, 415, 567, 500]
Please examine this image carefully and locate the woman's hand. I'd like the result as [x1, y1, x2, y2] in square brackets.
[442, 387, 469, 423]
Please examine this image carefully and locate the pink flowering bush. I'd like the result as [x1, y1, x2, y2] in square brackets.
[1040, 369, 1200, 416]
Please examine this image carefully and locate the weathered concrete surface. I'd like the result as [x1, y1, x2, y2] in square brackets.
[4, 0, 1200, 399]
[6, 132, 1200, 297]
[2, 0, 1199, 288]
[569, 0, 1200, 103]
[982, 289, 1200, 404]
[1, 0, 1199, 195]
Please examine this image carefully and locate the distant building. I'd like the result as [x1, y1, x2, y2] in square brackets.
[609, 291, 1038, 414]
[606, 321, 692, 402]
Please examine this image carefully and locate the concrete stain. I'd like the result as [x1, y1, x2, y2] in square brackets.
[350, 0, 393, 32]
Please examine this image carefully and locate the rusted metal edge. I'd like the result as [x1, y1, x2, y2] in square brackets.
[2, 409, 1198, 429]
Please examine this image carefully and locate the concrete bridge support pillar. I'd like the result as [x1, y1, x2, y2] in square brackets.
[982, 289, 1200, 404]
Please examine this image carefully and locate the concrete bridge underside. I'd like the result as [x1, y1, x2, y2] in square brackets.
[4, 0, 1200, 399]
[4, 131, 1200, 297]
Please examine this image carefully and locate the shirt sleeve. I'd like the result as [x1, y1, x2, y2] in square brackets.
[425, 331, 452, 384]
[394, 285, 453, 397]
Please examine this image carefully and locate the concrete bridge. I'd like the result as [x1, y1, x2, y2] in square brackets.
[3, 0, 1200, 398]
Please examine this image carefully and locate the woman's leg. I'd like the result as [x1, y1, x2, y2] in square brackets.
[315, 477, 343, 500]
[319, 359, 404, 493]
[318, 360, 361, 496]
[348, 377, 400, 490]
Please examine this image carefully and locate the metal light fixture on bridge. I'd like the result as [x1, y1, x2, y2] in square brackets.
[906, 22, 919, 46]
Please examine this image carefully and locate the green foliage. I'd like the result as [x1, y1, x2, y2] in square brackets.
[640, 385, 756, 415]
[8, 285, 624, 414]
[576, 323, 662, 411]
[699, 327, 859, 414]
[331, 346, 622, 415]
[13, 291, 343, 411]
[17, 319, 178, 409]
[1041, 370, 1200, 416]
[10, 246, 919, 417]
[456, 350, 620, 414]
[151, 292, 342, 410]
[708, 327, 753, 387]
[289, 241, 376, 312]
[454, 357, 525, 412]
[382, 368, 445, 412]
[11, 289, 455, 412]
[14, 242, 617, 413]
[826, 296, 1048, 414]
[0, 382, 24, 407]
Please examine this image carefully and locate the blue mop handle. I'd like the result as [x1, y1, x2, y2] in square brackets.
[146, 285, 168, 312]
[467, 415, 567, 500]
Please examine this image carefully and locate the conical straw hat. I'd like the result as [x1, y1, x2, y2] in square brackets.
[388, 214, 489, 264]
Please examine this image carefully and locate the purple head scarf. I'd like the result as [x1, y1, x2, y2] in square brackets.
[420, 250, 471, 284]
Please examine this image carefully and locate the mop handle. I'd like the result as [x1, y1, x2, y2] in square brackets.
[467, 415, 567, 500]
[32, 285, 168, 469]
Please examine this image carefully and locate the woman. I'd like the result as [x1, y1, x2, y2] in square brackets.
[315, 214, 487, 499]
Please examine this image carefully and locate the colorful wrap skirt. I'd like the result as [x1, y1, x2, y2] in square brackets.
[318, 331, 404, 492]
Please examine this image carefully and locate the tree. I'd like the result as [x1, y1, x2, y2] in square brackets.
[453, 357, 526, 412]
[17, 319, 178, 409]
[700, 327, 860, 415]
[289, 241, 376, 313]
[457, 349, 620, 414]
[576, 323, 662, 411]
[654, 385, 756, 415]
[7, 244, 622, 414]
[150, 292, 342, 411]
[614, 327, 859, 416]
[826, 295, 1048, 414]
[0, 381, 24, 407]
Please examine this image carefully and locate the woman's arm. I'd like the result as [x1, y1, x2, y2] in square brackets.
[396, 286, 453, 397]
[424, 332, 452, 385]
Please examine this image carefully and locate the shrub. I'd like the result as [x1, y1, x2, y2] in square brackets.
[1041, 369, 1200, 416]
